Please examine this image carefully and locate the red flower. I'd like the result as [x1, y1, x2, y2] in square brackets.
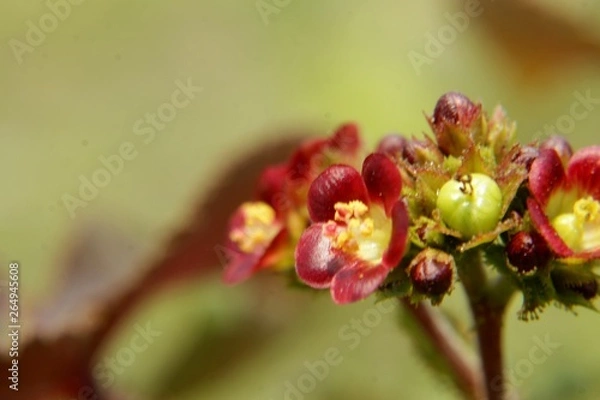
[285, 123, 362, 209]
[223, 123, 363, 284]
[223, 165, 290, 284]
[295, 153, 410, 304]
[527, 145, 600, 261]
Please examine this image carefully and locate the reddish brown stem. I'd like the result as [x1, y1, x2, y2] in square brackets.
[458, 250, 516, 400]
[400, 298, 487, 400]
[469, 302, 506, 400]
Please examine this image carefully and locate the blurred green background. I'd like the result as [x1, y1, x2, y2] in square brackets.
[1, 1, 600, 399]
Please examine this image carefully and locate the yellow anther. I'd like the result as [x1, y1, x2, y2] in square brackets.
[360, 218, 375, 236]
[243, 202, 276, 225]
[229, 202, 278, 253]
[334, 201, 369, 222]
[574, 197, 600, 223]
[326, 200, 387, 262]
[335, 231, 358, 252]
[347, 218, 361, 231]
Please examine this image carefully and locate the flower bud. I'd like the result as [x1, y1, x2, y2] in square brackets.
[376, 134, 417, 164]
[540, 136, 573, 167]
[551, 268, 598, 300]
[510, 145, 539, 171]
[506, 231, 551, 274]
[409, 249, 454, 298]
[576, 280, 598, 300]
[429, 92, 481, 156]
[329, 123, 361, 154]
[436, 173, 503, 238]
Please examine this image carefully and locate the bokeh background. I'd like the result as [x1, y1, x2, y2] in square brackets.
[1, 1, 600, 399]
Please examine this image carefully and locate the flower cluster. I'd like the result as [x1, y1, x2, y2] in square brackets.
[223, 123, 363, 284]
[222, 92, 599, 317]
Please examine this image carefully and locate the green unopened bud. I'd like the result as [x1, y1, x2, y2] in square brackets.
[436, 173, 503, 238]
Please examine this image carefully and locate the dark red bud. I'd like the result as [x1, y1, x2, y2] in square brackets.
[329, 123, 361, 154]
[511, 145, 540, 171]
[431, 92, 481, 156]
[409, 249, 454, 297]
[506, 231, 551, 274]
[577, 280, 598, 300]
[552, 274, 598, 300]
[540, 136, 573, 167]
[376, 134, 417, 164]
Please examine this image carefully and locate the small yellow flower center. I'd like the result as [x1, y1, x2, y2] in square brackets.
[230, 202, 279, 253]
[324, 201, 390, 263]
[551, 196, 600, 252]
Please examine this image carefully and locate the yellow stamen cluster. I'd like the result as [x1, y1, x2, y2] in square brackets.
[325, 201, 388, 262]
[230, 202, 278, 253]
[552, 196, 600, 251]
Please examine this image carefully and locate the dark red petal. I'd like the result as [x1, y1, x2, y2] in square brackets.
[527, 198, 574, 258]
[222, 204, 285, 284]
[361, 153, 402, 215]
[529, 148, 566, 206]
[376, 134, 417, 164]
[540, 136, 573, 167]
[222, 251, 262, 284]
[295, 224, 345, 288]
[256, 163, 289, 212]
[308, 165, 369, 222]
[258, 229, 290, 268]
[383, 200, 410, 267]
[328, 123, 361, 155]
[566, 145, 600, 200]
[287, 138, 328, 182]
[330, 262, 389, 304]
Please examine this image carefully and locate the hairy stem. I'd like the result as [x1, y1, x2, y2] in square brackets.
[400, 298, 487, 400]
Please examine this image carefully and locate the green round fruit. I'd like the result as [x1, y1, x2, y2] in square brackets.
[436, 173, 503, 238]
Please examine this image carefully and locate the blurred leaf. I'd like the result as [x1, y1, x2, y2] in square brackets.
[0, 221, 141, 400]
[0, 129, 312, 400]
[153, 315, 277, 399]
[35, 223, 146, 340]
[476, 0, 600, 81]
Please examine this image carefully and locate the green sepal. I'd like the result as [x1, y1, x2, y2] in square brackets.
[486, 105, 517, 161]
[495, 145, 529, 216]
[378, 258, 414, 300]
